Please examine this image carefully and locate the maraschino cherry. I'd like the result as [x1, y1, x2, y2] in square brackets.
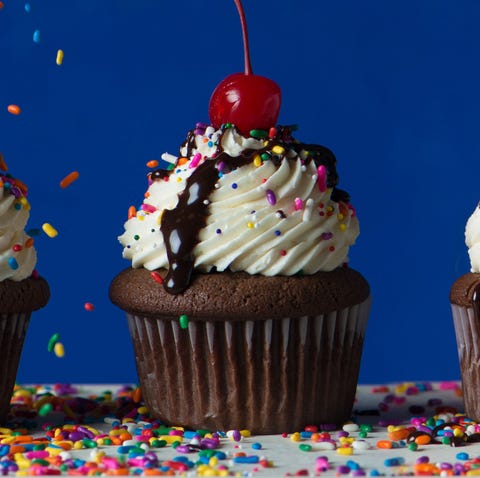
[208, 0, 281, 136]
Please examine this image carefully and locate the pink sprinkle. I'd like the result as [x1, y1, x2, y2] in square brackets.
[189, 152, 202, 169]
[266, 189, 276, 205]
[317, 165, 327, 192]
[141, 204, 157, 213]
[439, 381, 460, 390]
[294, 198, 303, 210]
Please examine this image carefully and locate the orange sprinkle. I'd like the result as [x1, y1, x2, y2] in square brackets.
[177, 157, 188, 165]
[414, 434, 432, 445]
[376, 439, 393, 449]
[59, 171, 79, 189]
[146, 160, 159, 168]
[7, 104, 21, 115]
[0, 153, 7, 171]
[128, 205, 136, 219]
[388, 428, 410, 441]
[0, 2, 4, 9]
[105, 469, 130, 476]
[133, 387, 142, 403]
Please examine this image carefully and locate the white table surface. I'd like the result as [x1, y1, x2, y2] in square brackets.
[5, 382, 477, 476]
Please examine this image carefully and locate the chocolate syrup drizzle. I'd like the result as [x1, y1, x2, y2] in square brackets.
[158, 126, 350, 294]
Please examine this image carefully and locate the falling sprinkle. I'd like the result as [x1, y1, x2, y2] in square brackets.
[54, 342, 65, 358]
[59, 171, 79, 188]
[33, 29, 41, 43]
[47, 332, 60, 352]
[0, 2, 4, 10]
[146, 160, 159, 169]
[7, 104, 21, 115]
[25, 3, 31, 13]
[38, 402, 53, 417]
[84, 302, 95, 312]
[56, 49, 64, 65]
[42, 223, 58, 238]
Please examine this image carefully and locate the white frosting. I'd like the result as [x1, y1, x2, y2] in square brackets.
[0, 176, 37, 281]
[466, 203, 480, 272]
[119, 126, 360, 276]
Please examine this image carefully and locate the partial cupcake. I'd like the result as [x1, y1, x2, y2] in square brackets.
[0, 163, 50, 423]
[110, 124, 370, 434]
[450, 203, 480, 421]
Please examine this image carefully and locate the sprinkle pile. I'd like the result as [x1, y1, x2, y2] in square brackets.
[1, 382, 480, 476]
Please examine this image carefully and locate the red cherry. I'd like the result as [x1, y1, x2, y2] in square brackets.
[208, 0, 281, 136]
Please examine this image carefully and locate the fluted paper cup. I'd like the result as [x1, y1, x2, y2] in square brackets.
[125, 296, 371, 434]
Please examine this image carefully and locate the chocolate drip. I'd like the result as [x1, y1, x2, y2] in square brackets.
[159, 125, 351, 294]
[161, 152, 252, 294]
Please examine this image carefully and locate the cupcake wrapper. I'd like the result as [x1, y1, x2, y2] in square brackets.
[126, 296, 371, 434]
[0, 313, 31, 424]
[451, 304, 480, 420]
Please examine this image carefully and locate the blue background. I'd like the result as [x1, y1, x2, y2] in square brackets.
[0, 0, 477, 384]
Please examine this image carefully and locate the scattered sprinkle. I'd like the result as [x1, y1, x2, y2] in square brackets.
[33, 29, 41, 43]
[179, 314, 189, 329]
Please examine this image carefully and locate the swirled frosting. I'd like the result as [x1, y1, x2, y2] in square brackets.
[119, 124, 360, 294]
[0, 171, 37, 281]
[466, 203, 480, 272]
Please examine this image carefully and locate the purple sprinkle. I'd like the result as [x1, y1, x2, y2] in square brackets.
[231, 183, 238, 189]
[336, 465, 351, 475]
[216, 229, 222, 234]
[266, 189, 276, 205]
[321, 232, 333, 240]
[416, 456, 430, 464]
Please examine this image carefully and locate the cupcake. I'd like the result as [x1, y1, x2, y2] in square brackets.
[0, 163, 49, 423]
[450, 202, 480, 420]
[111, 0, 370, 434]
[110, 124, 370, 433]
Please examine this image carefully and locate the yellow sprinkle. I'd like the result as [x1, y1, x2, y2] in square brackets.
[42, 223, 58, 238]
[253, 155, 262, 167]
[176, 177, 182, 182]
[54, 342, 65, 358]
[336, 446, 353, 455]
[339, 223, 347, 231]
[290, 432, 302, 442]
[339, 436, 355, 444]
[0, 427, 12, 435]
[272, 145, 285, 155]
[137, 406, 149, 414]
[454, 428, 464, 437]
[240, 429, 251, 437]
[209, 457, 218, 467]
[56, 49, 64, 65]
[158, 435, 183, 444]
[73, 441, 84, 449]
[337, 213, 344, 220]
[247, 222, 254, 229]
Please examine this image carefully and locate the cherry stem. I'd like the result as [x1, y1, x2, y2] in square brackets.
[234, 0, 253, 75]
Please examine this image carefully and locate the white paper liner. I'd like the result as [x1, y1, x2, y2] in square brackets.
[126, 296, 371, 434]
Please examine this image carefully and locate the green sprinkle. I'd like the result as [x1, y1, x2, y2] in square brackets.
[179, 314, 189, 329]
[441, 437, 451, 445]
[359, 431, 368, 438]
[360, 424, 373, 432]
[299, 443, 312, 452]
[47, 333, 60, 352]
[408, 442, 418, 451]
[260, 152, 270, 161]
[38, 402, 53, 417]
[249, 129, 268, 139]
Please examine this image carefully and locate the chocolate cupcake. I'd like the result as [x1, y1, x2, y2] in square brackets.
[450, 203, 480, 420]
[0, 168, 49, 423]
[110, 124, 370, 433]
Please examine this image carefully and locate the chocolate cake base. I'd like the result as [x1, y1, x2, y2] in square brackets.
[450, 272, 480, 421]
[0, 277, 49, 423]
[110, 267, 370, 434]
